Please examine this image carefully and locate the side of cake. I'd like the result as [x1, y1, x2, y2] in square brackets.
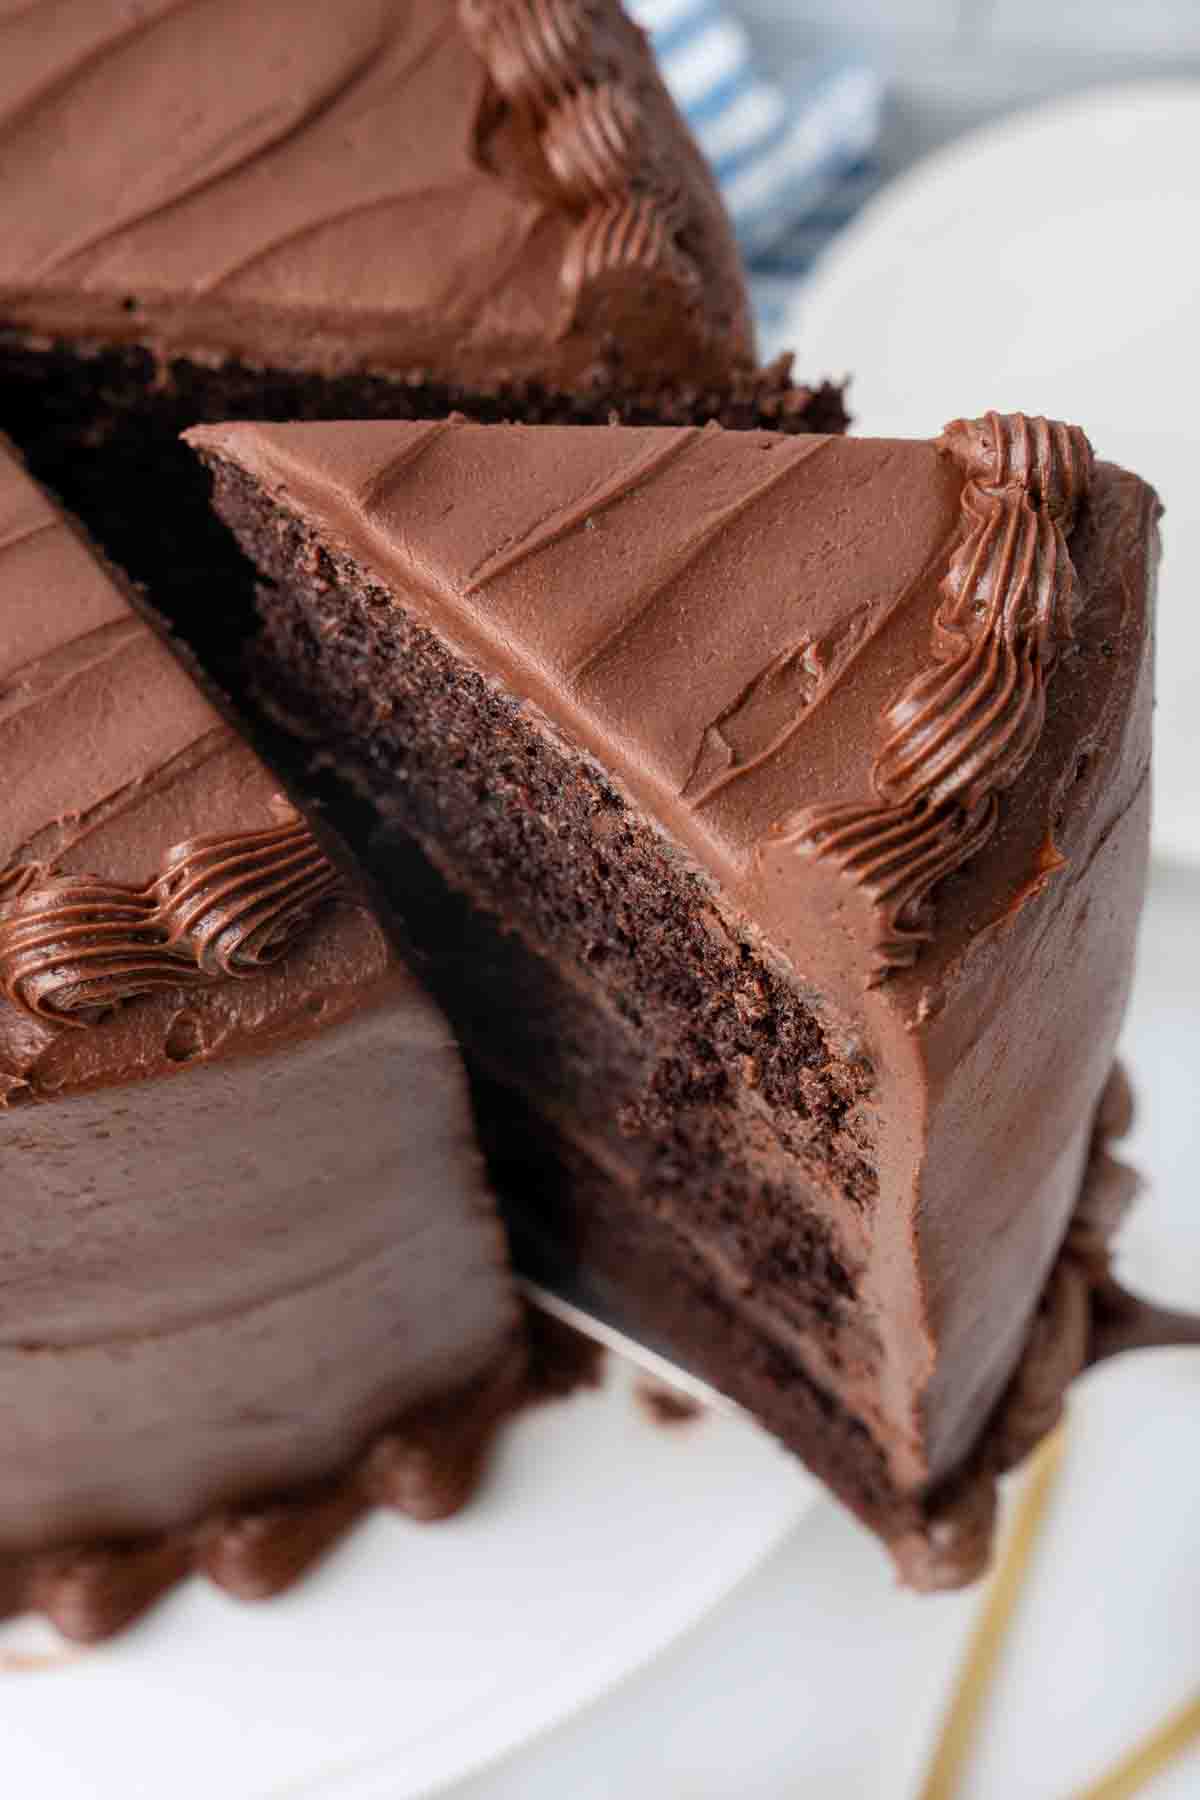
[186, 411, 1158, 1582]
[0, 435, 522, 1642]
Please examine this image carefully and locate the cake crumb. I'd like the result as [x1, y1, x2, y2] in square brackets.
[636, 1379, 704, 1428]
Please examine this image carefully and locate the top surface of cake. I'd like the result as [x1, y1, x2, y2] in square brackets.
[0, 0, 753, 394]
[189, 412, 1158, 1558]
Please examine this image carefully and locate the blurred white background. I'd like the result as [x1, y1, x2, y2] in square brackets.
[737, 0, 1200, 173]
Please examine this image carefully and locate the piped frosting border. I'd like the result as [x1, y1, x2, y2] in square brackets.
[0, 812, 339, 1027]
[781, 412, 1093, 979]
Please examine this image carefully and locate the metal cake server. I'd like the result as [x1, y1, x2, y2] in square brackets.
[518, 1275, 744, 1417]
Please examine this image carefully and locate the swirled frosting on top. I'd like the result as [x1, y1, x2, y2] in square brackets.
[0, 432, 353, 1063]
[186, 411, 1133, 1019]
[784, 412, 1094, 976]
[459, 0, 700, 324]
[0, 815, 339, 1028]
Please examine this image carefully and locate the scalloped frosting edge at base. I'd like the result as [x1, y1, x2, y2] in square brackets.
[0, 1064, 1175, 1631]
[0, 1336, 529, 1647]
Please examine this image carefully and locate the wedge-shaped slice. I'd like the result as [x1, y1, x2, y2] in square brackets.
[188, 412, 1158, 1583]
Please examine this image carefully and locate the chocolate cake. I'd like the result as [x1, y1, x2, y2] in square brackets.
[186, 410, 1160, 1584]
[0, 0, 844, 711]
[0, 434, 523, 1643]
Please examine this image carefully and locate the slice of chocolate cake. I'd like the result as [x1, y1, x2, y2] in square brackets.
[187, 411, 1159, 1584]
[0, 434, 523, 1643]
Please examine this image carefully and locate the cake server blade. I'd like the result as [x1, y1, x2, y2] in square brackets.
[516, 1274, 744, 1419]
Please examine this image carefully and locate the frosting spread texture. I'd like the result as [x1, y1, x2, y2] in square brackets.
[896, 1063, 1143, 1590]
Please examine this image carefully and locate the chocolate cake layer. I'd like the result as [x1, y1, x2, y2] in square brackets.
[0, 435, 521, 1639]
[187, 414, 1158, 1580]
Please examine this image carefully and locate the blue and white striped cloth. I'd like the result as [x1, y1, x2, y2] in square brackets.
[628, 0, 882, 333]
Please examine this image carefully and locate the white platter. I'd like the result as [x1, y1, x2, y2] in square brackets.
[0, 1353, 813, 1799]
[778, 80, 1200, 866]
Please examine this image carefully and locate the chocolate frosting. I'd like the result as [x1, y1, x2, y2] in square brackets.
[0, 813, 339, 1024]
[187, 412, 1159, 1507]
[0, 0, 752, 393]
[784, 413, 1094, 976]
[0, 435, 519, 1615]
[0, 1348, 526, 1643]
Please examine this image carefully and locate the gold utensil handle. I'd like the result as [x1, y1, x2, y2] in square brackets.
[1072, 1691, 1200, 1800]
[917, 1426, 1068, 1800]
